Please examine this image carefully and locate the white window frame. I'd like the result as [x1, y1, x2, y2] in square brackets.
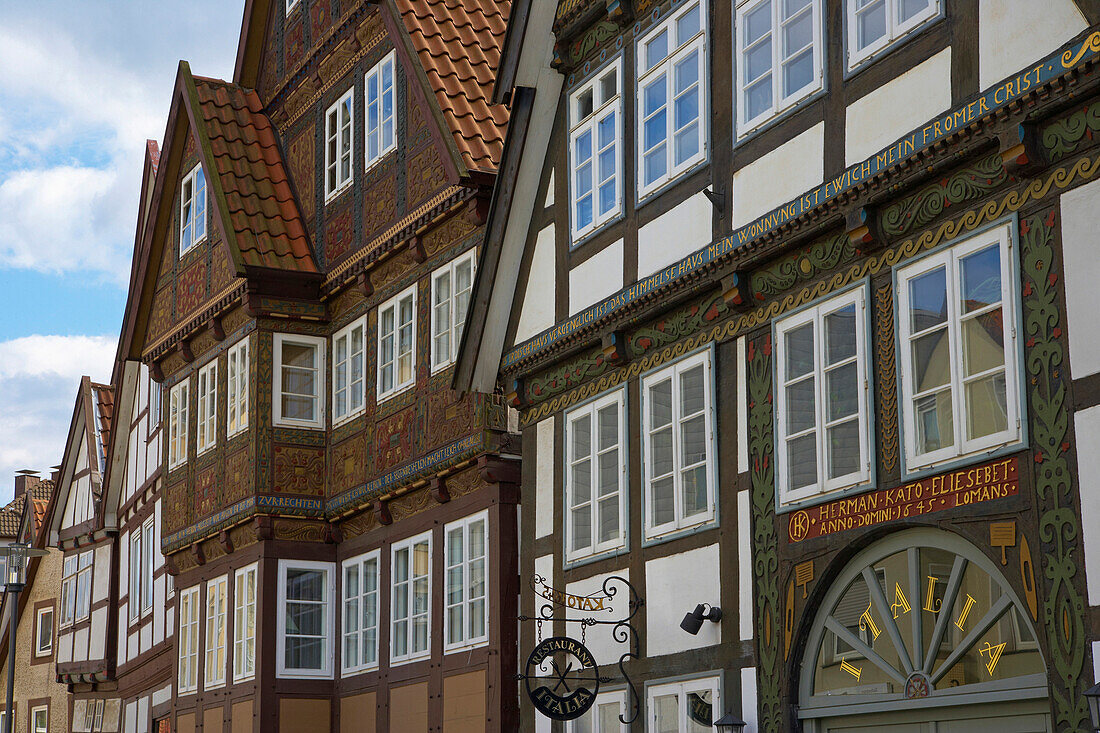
[204, 575, 228, 689]
[341, 550, 381, 675]
[646, 675, 722, 731]
[179, 163, 207, 256]
[569, 58, 623, 240]
[196, 360, 217, 455]
[636, 0, 708, 198]
[286, 0, 300, 13]
[227, 338, 250, 438]
[332, 315, 368, 426]
[128, 528, 142, 623]
[565, 390, 627, 562]
[276, 559, 335, 679]
[30, 705, 47, 733]
[60, 554, 78, 627]
[75, 550, 92, 621]
[178, 585, 200, 695]
[775, 286, 872, 506]
[273, 333, 326, 429]
[391, 531, 432, 665]
[641, 350, 716, 540]
[377, 284, 418, 401]
[896, 221, 1022, 473]
[142, 517, 155, 615]
[736, 0, 825, 136]
[168, 379, 189, 470]
[233, 563, 258, 682]
[846, 0, 940, 70]
[431, 250, 477, 372]
[34, 607, 53, 657]
[443, 511, 489, 653]
[566, 689, 628, 732]
[149, 377, 162, 429]
[364, 50, 397, 171]
[324, 88, 354, 200]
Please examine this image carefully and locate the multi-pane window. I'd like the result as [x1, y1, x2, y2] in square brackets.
[341, 551, 380, 674]
[60, 555, 77, 626]
[233, 564, 258, 682]
[737, 0, 823, 134]
[197, 360, 217, 454]
[897, 222, 1021, 472]
[34, 607, 53, 657]
[178, 585, 200, 694]
[847, 0, 939, 69]
[179, 164, 207, 255]
[566, 690, 627, 733]
[391, 532, 431, 663]
[325, 89, 354, 199]
[364, 51, 397, 170]
[274, 334, 326, 428]
[84, 702, 104, 733]
[332, 316, 367, 425]
[128, 528, 142, 622]
[648, 677, 720, 732]
[142, 517, 155, 613]
[205, 576, 228, 688]
[444, 512, 488, 652]
[149, 377, 162, 428]
[277, 560, 334, 678]
[642, 351, 715, 538]
[775, 287, 871, 506]
[227, 338, 249, 437]
[168, 379, 189, 469]
[570, 59, 622, 239]
[431, 251, 476, 371]
[566, 390, 626, 561]
[75, 551, 92, 620]
[637, 0, 707, 196]
[378, 285, 417, 400]
[31, 706, 47, 733]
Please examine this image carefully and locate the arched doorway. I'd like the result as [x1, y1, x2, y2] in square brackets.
[797, 529, 1050, 732]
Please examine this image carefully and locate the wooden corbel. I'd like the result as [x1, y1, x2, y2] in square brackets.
[430, 476, 451, 504]
[550, 40, 567, 70]
[372, 498, 393, 525]
[163, 555, 180, 577]
[478, 455, 522, 486]
[845, 205, 884, 254]
[210, 314, 226, 341]
[149, 361, 164, 383]
[179, 339, 195, 363]
[504, 377, 526, 409]
[357, 271, 374, 299]
[190, 541, 206, 567]
[605, 0, 633, 23]
[323, 522, 342, 544]
[600, 330, 629, 365]
[407, 235, 426, 264]
[466, 196, 490, 227]
[995, 120, 1044, 176]
[218, 529, 234, 555]
[721, 270, 753, 308]
[255, 515, 274, 541]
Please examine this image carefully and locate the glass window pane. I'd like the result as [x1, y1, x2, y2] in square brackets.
[654, 693, 679, 733]
[745, 3, 772, 44]
[783, 47, 814, 96]
[899, 0, 931, 22]
[857, 0, 886, 49]
[745, 40, 773, 84]
[965, 372, 1008, 440]
[909, 266, 948, 331]
[572, 414, 592, 459]
[572, 504, 592, 552]
[826, 304, 857, 364]
[962, 310, 1005, 376]
[650, 379, 673, 428]
[680, 365, 705, 416]
[651, 477, 675, 526]
[828, 419, 861, 478]
[651, 427, 674, 478]
[960, 244, 1002, 313]
[786, 377, 816, 434]
[916, 390, 954, 453]
[826, 363, 858, 421]
[686, 689, 713, 732]
[785, 323, 814, 378]
[677, 4, 701, 42]
[787, 433, 817, 489]
[646, 29, 669, 69]
[746, 75, 773, 120]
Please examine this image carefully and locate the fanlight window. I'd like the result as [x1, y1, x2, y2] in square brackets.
[802, 530, 1045, 712]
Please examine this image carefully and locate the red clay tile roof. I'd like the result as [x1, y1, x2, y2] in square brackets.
[395, 0, 511, 175]
[92, 382, 114, 459]
[147, 139, 161, 173]
[0, 496, 22, 538]
[191, 75, 318, 273]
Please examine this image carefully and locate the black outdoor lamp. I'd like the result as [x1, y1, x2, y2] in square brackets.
[1085, 681, 1100, 731]
[680, 603, 722, 635]
[713, 712, 747, 733]
[0, 542, 48, 733]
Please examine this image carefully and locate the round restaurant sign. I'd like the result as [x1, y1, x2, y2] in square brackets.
[523, 636, 600, 721]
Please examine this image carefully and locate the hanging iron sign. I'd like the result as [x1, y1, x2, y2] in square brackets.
[523, 636, 601, 720]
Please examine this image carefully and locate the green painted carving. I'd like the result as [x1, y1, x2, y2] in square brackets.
[750, 233, 856, 301]
[525, 346, 610, 402]
[1042, 99, 1100, 162]
[881, 153, 1008, 238]
[748, 336, 782, 732]
[628, 294, 728, 357]
[569, 20, 619, 65]
[1021, 211, 1091, 732]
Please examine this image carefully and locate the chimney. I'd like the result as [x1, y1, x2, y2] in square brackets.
[50, 465, 62, 485]
[14, 469, 40, 499]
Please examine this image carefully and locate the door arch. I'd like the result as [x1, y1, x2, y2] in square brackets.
[797, 528, 1049, 732]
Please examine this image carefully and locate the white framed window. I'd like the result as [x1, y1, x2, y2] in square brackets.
[74, 550, 92, 621]
[197, 360, 217, 454]
[636, 0, 707, 197]
[332, 316, 367, 425]
[567, 690, 628, 732]
[444, 511, 488, 652]
[178, 585, 200, 695]
[142, 517, 155, 614]
[168, 379, 189, 469]
[128, 528, 142, 622]
[227, 338, 250, 437]
[565, 390, 627, 561]
[775, 286, 871, 506]
[736, 0, 824, 135]
[391, 531, 431, 664]
[642, 351, 716, 539]
[60, 554, 77, 627]
[377, 285, 417, 401]
[179, 164, 207, 256]
[31, 706, 47, 733]
[570, 58, 623, 239]
[847, 0, 940, 69]
[277, 559, 335, 678]
[431, 251, 477, 372]
[34, 607, 53, 657]
[325, 88, 354, 200]
[647, 676, 721, 731]
[897, 222, 1021, 472]
[341, 550, 380, 674]
[273, 333, 326, 429]
[233, 563, 258, 682]
[364, 51, 397, 170]
[204, 575, 228, 689]
[150, 377, 162, 429]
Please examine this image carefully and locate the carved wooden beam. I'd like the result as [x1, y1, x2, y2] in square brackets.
[357, 271, 374, 299]
[190, 541, 205, 567]
[721, 270, 753, 308]
[218, 529, 234, 555]
[255, 515, 274, 541]
[430, 476, 451, 504]
[600, 330, 628, 365]
[995, 120, 1044, 176]
[179, 339, 195, 363]
[504, 377, 526, 409]
[478, 455, 521, 485]
[210, 314, 226, 341]
[324, 522, 342, 544]
[372, 498, 393, 525]
[466, 196, 490, 227]
[149, 361, 164, 383]
[845, 205, 884, 254]
[407, 235, 426, 264]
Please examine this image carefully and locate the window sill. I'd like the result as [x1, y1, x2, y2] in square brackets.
[325, 182, 353, 207]
[642, 515, 716, 547]
[636, 156, 709, 208]
[776, 477, 876, 515]
[570, 210, 625, 251]
[444, 638, 489, 656]
[276, 668, 334, 680]
[376, 382, 415, 405]
[179, 235, 208, 260]
[389, 652, 430, 668]
[332, 408, 366, 429]
[272, 418, 325, 431]
[844, 13, 945, 79]
[227, 426, 248, 440]
[341, 663, 380, 678]
[232, 673, 256, 685]
[196, 444, 216, 457]
[901, 440, 1025, 483]
[564, 542, 629, 570]
[365, 147, 397, 176]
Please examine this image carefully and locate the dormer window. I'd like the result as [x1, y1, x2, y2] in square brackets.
[179, 164, 207, 256]
[364, 51, 397, 171]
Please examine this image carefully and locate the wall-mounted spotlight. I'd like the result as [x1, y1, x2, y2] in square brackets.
[680, 603, 722, 635]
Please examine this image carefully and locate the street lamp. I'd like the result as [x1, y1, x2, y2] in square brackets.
[1084, 681, 1100, 732]
[713, 712, 747, 733]
[0, 543, 48, 733]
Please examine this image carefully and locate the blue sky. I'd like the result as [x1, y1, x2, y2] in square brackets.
[0, 0, 245, 500]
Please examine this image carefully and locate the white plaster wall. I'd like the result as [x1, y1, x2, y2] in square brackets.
[645, 544, 722, 656]
[118, 602, 128, 662]
[637, 192, 714, 279]
[141, 618, 152, 653]
[137, 694, 149, 733]
[733, 122, 825, 226]
[741, 667, 759, 733]
[569, 239, 623, 316]
[1060, 178, 1100, 380]
[129, 631, 140, 663]
[737, 337, 748, 475]
[74, 625, 89, 661]
[845, 50, 951, 166]
[151, 683, 172, 708]
[738, 490, 753, 641]
[89, 606, 107, 658]
[535, 417, 556, 539]
[57, 630, 72, 664]
[1074, 404, 1100, 605]
[514, 224, 557, 344]
[566, 568, 630, 665]
[979, 0, 1085, 91]
[124, 701, 137, 733]
[534, 554, 553, 615]
[153, 575, 165, 644]
[544, 169, 555, 207]
[93, 544, 111, 602]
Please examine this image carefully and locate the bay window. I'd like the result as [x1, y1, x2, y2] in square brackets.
[566, 390, 627, 561]
[570, 58, 622, 239]
[444, 512, 488, 652]
[277, 560, 334, 678]
[391, 531, 431, 664]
